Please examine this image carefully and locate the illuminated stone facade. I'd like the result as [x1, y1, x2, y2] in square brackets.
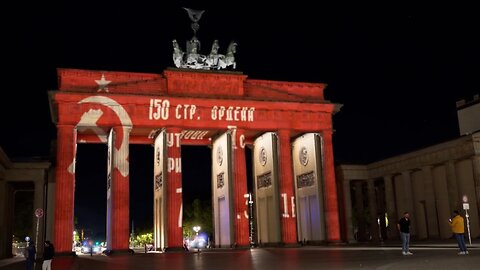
[337, 131, 480, 242]
[49, 68, 341, 254]
[0, 147, 52, 259]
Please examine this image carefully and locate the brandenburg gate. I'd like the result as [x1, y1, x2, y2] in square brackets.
[49, 9, 341, 254]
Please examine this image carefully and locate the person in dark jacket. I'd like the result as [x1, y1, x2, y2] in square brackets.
[42, 240, 55, 270]
[25, 241, 36, 270]
[397, 211, 413, 255]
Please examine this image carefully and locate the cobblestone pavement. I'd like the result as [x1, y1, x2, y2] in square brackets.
[2, 243, 479, 270]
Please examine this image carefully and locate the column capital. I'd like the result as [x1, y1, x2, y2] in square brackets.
[445, 159, 457, 166]
[276, 130, 292, 148]
[227, 127, 246, 149]
[56, 124, 77, 138]
[56, 124, 75, 128]
[112, 125, 132, 131]
[166, 126, 182, 132]
[277, 129, 291, 137]
[320, 129, 334, 137]
[227, 125, 245, 132]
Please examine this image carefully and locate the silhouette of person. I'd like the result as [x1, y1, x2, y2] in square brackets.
[25, 240, 36, 270]
[42, 240, 54, 270]
[397, 211, 413, 255]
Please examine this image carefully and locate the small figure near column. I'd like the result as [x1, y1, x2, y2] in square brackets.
[42, 240, 55, 270]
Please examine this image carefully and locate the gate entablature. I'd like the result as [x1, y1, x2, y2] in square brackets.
[56, 68, 327, 102]
[52, 68, 334, 145]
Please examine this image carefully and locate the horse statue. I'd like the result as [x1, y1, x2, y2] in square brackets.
[172, 39, 184, 68]
[218, 41, 237, 69]
[185, 37, 206, 68]
[172, 38, 237, 70]
[206, 40, 221, 67]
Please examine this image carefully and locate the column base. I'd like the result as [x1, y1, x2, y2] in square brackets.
[54, 251, 76, 257]
[52, 255, 76, 269]
[327, 240, 347, 246]
[104, 249, 135, 256]
[282, 242, 302, 248]
[257, 242, 284, 248]
[232, 244, 253, 249]
[299, 240, 328, 246]
[164, 247, 188, 253]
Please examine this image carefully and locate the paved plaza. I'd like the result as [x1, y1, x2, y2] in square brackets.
[1, 241, 479, 270]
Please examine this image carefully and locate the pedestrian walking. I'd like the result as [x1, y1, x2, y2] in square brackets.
[397, 211, 413, 255]
[449, 210, 468, 255]
[42, 240, 55, 270]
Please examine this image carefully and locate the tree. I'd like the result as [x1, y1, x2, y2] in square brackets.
[183, 198, 212, 239]
[132, 233, 153, 247]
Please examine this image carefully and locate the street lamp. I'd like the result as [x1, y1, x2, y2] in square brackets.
[192, 226, 201, 253]
[73, 231, 77, 252]
[193, 225, 201, 236]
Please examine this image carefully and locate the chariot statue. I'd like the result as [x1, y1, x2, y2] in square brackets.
[171, 8, 237, 70]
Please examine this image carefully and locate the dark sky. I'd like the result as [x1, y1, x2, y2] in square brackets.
[2, 2, 479, 237]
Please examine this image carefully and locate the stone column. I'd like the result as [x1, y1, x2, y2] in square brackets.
[0, 178, 6, 258]
[411, 170, 427, 239]
[472, 156, 480, 220]
[53, 125, 76, 254]
[401, 171, 416, 235]
[383, 175, 397, 238]
[342, 180, 354, 242]
[432, 165, 451, 238]
[421, 166, 439, 238]
[45, 170, 56, 245]
[166, 128, 183, 250]
[353, 181, 364, 239]
[367, 180, 379, 241]
[2, 184, 15, 259]
[110, 126, 131, 251]
[232, 128, 250, 247]
[34, 179, 46, 257]
[45, 184, 55, 242]
[321, 130, 341, 242]
[446, 160, 460, 210]
[277, 130, 297, 245]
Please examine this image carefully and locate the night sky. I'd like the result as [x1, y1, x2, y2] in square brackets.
[2, 2, 479, 238]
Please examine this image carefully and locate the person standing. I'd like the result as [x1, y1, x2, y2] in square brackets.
[42, 240, 55, 270]
[397, 211, 413, 255]
[25, 240, 36, 270]
[89, 240, 94, 256]
[449, 210, 468, 255]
